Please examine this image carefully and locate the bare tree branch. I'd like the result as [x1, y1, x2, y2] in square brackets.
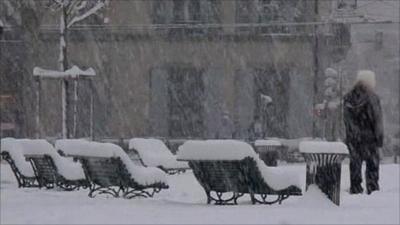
[67, 0, 84, 15]
[67, 0, 105, 28]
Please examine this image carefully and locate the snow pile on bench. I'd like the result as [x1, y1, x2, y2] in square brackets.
[3, 139, 85, 180]
[18, 139, 85, 180]
[256, 162, 302, 190]
[265, 137, 321, 151]
[129, 138, 188, 169]
[90, 142, 168, 186]
[254, 139, 282, 147]
[299, 141, 349, 154]
[55, 139, 92, 156]
[56, 139, 167, 186]
[177, 140, 301, 190]
[177, 140, 258, 161]
[1, 138, 35, 177]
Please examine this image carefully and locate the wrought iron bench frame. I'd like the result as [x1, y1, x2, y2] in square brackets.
[188, 160, 249, 205]
[24, 154, 89, 191]
[76, 156, 168, 199]
[0, 151, 39, 188]
[186, 157, 302, 205]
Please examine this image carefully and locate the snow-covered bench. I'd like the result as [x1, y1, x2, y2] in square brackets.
[299, 141, 348, 206]
[129, 138, 189, 175]
[18, 139, 88, 190]
[177, 140, 302, 205]
[0, 138, 39, 188]
[1, 138, 88, 190]
[55, 139, 169, 198]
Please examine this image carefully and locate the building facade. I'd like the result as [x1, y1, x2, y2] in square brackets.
[1, 0, 351, 140]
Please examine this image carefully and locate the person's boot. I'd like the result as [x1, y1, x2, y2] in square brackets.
[350, 186, 364, 194]
[367, 185, 380, 195]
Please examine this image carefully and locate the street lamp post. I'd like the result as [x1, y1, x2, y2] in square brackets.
[0, 19, 3, 139]
[0, 19, 3, 36]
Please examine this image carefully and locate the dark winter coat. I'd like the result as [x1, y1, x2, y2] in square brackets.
[343, 84, 384, 149]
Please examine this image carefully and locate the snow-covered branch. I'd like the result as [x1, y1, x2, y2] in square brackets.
[33, 66, 96, 79]
[66, 0, 84, 15]
[67, 1, 106, 28]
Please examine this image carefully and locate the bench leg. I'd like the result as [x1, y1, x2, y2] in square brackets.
[56, 177, 85, 191]
[251, 193, 285, 205]
[206, 191, 212, 204]
[88, 184, 121, 198]
[57, 182, 76, 191]
[20, 177, 39, 188]
[123, 187, 160, 199]
[206, 191, 244, 205]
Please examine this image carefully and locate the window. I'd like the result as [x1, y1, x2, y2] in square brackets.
[203, 0, 221, 24]
[236, 0, 256, 24]
[253, 68, 290, 137]
[148, 66, 205, 138]
[257, 0, 282, 33]
[332, 23, 351, 48]
[173, 0, 201, 23]
[153, 0, 220, 24]
[258, 0, 280, 22]
[236, 0, 304, 34]
[153, 0, 170, 24]
[375, 31, 383, 50]
[152, 0, 220, 36]
[167, 66, 205, 138]
[337, 0, 357, 10]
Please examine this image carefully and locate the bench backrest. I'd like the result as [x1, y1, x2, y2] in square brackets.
[25, 154, 59, 183]
[240, 157, 278, 194]
[188, 160, 249, 193]
[129, 138, 176, 168]
[79, 156, 127, 187]
[125, 149, 146, 166]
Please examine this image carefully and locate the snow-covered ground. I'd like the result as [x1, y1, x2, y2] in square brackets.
[1, 163, 399, 224]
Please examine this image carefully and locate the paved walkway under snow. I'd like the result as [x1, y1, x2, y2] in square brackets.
[1, 163, 399, 224]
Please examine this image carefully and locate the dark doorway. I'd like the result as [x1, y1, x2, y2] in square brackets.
[167, 67, 205, 138]
[253, 67, 290, 138]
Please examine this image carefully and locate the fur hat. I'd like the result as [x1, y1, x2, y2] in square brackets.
[325, 68, 338, 78]
[356, 70, 376, 89]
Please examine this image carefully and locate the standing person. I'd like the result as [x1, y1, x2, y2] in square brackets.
[343, 70, 383, 194]
[218, 111, 234, 139]
[323, 68, 341, 141]
[248, 115, 264, 141]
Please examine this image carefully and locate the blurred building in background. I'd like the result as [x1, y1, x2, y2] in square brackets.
[0, 0, 397, 156]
